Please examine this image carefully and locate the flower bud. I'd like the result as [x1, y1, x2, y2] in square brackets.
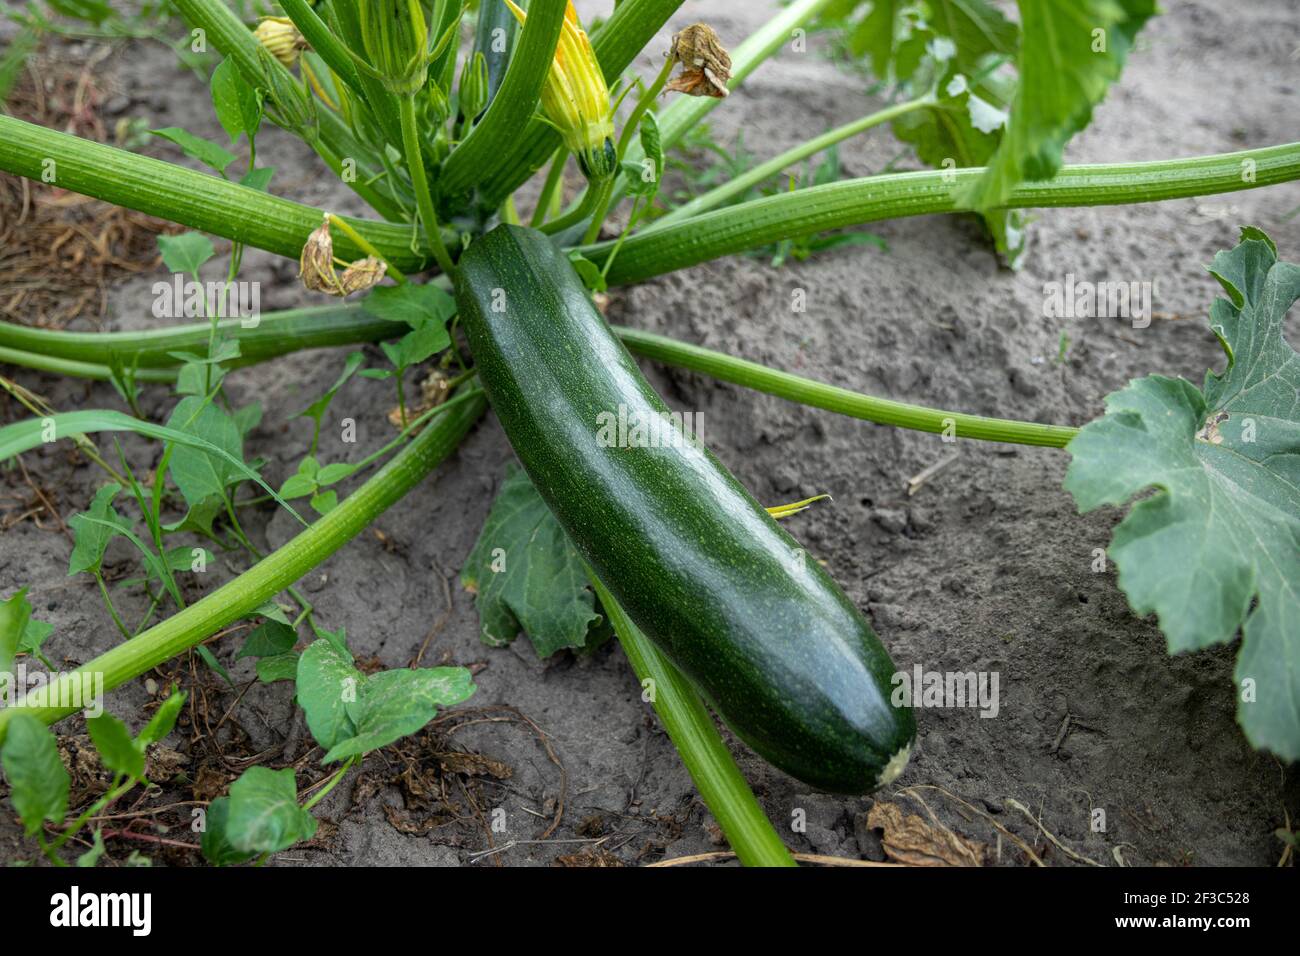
[254, 16, 307, 68]
[459, 51, 490, 122]
[505, 1, 616, 181]
[358, 0, 430, 96]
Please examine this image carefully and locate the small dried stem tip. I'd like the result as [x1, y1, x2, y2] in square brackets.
[666, 23, 732, 98]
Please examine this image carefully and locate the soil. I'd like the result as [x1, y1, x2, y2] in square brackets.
[1, 0, 1297, 867]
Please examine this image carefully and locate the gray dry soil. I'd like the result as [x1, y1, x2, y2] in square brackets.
[1, 0, 1298, 866]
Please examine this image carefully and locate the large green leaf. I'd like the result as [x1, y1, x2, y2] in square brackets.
[1064, 228, 1300, 759]
[893, 63, 1024, 265]
[461, 463, 603, 656]
[835, 0, 1016, 82]
[200, 796, 255, 866]
[962, 0, 1155, 211]
[1, 713, 69, 837]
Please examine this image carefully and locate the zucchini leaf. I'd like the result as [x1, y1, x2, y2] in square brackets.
[461, 463, 605, 657]
[961, 0, 1155, 212]
[1064, 228, 1300, 759]
[823, 0, 1024, 263]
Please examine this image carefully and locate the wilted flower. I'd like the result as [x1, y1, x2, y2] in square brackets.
[505, 0, 616, 180]
[666, 23, 732, 98]
[340, 256, 388, 295]
[254, 17, 308, 67]
[299, 216, 386, 297]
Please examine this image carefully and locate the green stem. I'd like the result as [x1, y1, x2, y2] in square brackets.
[50, 775, 135, 854]
[0, 305, 398, 368]
[540, 178, 611, 236]
[588, 572, 796, 868]
[617, 326, 1078, 447]
[609, 0, 837, 213]
[657, 95, 934, 226]
[0, 115, 440, 268]
[302, 755, 357, 810]
[438, 0, 566, 197]
[1, 308, 1076, 446]
[580, 178, 617, 245]
[579, 55, 676, 245]
[398, 96, 455, 275]
[0, 346, 175, 382]
[531, 148, 568, 227]
[278, 0, 363, 98]
[586, 143, 1300, 284]
[95, 573, 132, 641]
[0, 395, 486, 741]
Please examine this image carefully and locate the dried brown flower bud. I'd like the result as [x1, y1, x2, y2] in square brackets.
[666, 23, 731, 98]
[299, 217, 344, 296]
[340, 256, 388, 295]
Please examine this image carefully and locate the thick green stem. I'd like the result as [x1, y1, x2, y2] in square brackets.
[170, 0, 404, 212]
[2, 310, 1078, 446]
[530, 148, 568, 227]
[398, 96, 454, 275]
[278, 0, 363, 98]
[438, 0, 566, 197]
[656, 95, 934, 225]
[0, 395, 486, 742]
[587, 573, 797, 868]
[0, 115, 441, 268]
[586, 143, 1300, 283]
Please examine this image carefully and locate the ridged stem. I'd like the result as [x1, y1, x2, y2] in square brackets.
[0, 311, 1079, 447]
[588, 573, 797, 867]
[654, 95, 934, 226]
[438, 0, 566, 197]
[587, 143, 1300, 283]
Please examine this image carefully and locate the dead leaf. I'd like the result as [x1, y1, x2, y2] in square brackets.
[436, 751, 513, 779]
[867, 800, 985, 866]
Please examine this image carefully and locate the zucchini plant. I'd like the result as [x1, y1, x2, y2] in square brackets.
[0, 0, 1296, 867]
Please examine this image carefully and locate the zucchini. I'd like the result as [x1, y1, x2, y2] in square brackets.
[455, 225, 914, 794]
